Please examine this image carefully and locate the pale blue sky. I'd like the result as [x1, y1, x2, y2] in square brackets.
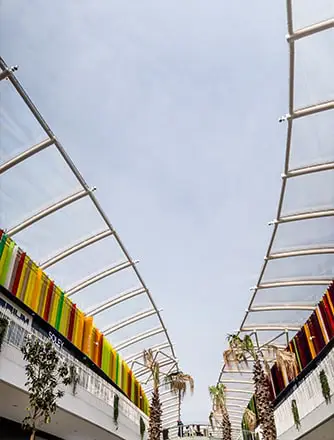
[0, 0, 290, 422]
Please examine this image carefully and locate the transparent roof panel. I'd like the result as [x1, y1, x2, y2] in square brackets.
[224, 391, 253, 401]
[263, 254, 334, 282]
[118, 332, 168, 360]
[281, 170, 334, 216]
[243, 309, 312, 327]
[292, 0, 334, 30]
[289, 109, 334, 169]
[271, 217, 334, 253]
[67, 266, 141, 310]
[256, 331, 294, 347]
[294, 28, 334, 109]
[0, 146, 81, 229]
[0, 57, 178, 406]
[92, 294, 152, 331]
[103, 314, 162, 346]
[45, 234, 125, 287]
[216, 5, 334, 432]
[12, 196, 106, 263]
[252, 285, 326, 306]
[221, 373, 252, 382]
[0, 79, 46, 162]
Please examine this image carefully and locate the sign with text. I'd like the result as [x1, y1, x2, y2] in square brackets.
[0, 292, 32, 327]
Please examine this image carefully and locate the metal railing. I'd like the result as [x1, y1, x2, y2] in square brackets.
[0, 309, 149, 428]
[274, 346, 334, 436]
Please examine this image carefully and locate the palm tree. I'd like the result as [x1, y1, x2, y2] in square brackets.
[208, 383, 231, 440]
[165, 371, 194, 421]
[144, 349, 162, 440]
[224, 334, 296, 440]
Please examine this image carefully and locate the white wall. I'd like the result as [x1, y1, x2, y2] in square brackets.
[0, 342, 148, 440]
[274, 347, 334, 440]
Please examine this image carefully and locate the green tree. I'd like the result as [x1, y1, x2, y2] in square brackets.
[21, 337, 71, 440]
[209, 383, 231, 440]
[224, 334, 296, 440]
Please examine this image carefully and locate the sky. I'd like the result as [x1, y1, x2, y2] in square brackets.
[0, 0, 291, 423]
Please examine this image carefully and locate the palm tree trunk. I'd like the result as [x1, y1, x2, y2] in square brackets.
[149, 385, 162, 440]
[253, 359, 277, 440]
[178, 389, 181, 422]
[30, 430, 36, 440]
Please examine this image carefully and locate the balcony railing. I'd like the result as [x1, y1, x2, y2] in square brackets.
[274, 346, 334, 437]
[0, 309, 149, 428]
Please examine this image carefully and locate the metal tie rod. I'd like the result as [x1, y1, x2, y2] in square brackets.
[114, 327, 164, 351]
[7, 188, 92, 236]
[66, 260, 138, 298]
[134, 359, 175, 378]
[125, 341, 170, 364]
[40, 229, 113, 269]
[0, 56, 177, 362]
[0, 138, 55, 175]
[102, 308, 160, 336]
[84, 287, 146, 316]
[0, 63, 18, 81]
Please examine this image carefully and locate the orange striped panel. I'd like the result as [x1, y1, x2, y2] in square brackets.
[304, 323, 316, 358]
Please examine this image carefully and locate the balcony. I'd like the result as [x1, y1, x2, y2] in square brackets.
[0, 309, 149, 440]
[274, 345, 334, 440]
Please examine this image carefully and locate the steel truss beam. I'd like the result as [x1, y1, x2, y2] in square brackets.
[159, 390, 173, 399]
[241, 325, 300, 332]
[285, 161, 334, 178]
[125, 342, 171, 365]
[222, 379, 253, 385]
[256, 279, 332, 288]
[268, 247, 334, 260]
[66, 260, 138, 298]
[226, 397, 251, 403]
[102, 308, 160, 336]
[162, 409, 178, 418]
[0, 138, 54, 175]
[114, 327, 164, 351]
[249, 304, 315, 312]
[163, 414, 178, 423]
[162, 403, 179, 412]
[0, 64, 18, 81]
[84, 287, 146, 316]
[289, 100, 334, 119]
[134, 359, 176, 378]
[287, 18, 334, 42]
[7, 188, 91, 236]
[161, 396, 178, 406]
[144, 371, 178, 394]
[40, 229, 113, 269]
[270, 208, 334, 225]
[222, 370, 253, 375]
[225, 389, 254, 395]
[0, 56, 177, 363]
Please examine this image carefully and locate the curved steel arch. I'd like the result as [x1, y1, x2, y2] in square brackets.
[0, 56, 182, 431]
[214, 4, 334, 437]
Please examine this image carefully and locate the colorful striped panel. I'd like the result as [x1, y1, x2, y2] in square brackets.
[0, 231, 149, 415]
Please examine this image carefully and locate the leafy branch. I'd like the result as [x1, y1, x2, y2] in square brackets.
[21, 336, 71, 440]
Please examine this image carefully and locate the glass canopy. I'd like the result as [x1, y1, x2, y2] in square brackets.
[216, 2, 334, 438]
[0, 57, 180, 436]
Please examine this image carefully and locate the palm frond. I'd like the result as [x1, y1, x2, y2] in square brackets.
[165, 371, 194, 399]
[276, 349, 297, 380]
[243, 408, 256, 432]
